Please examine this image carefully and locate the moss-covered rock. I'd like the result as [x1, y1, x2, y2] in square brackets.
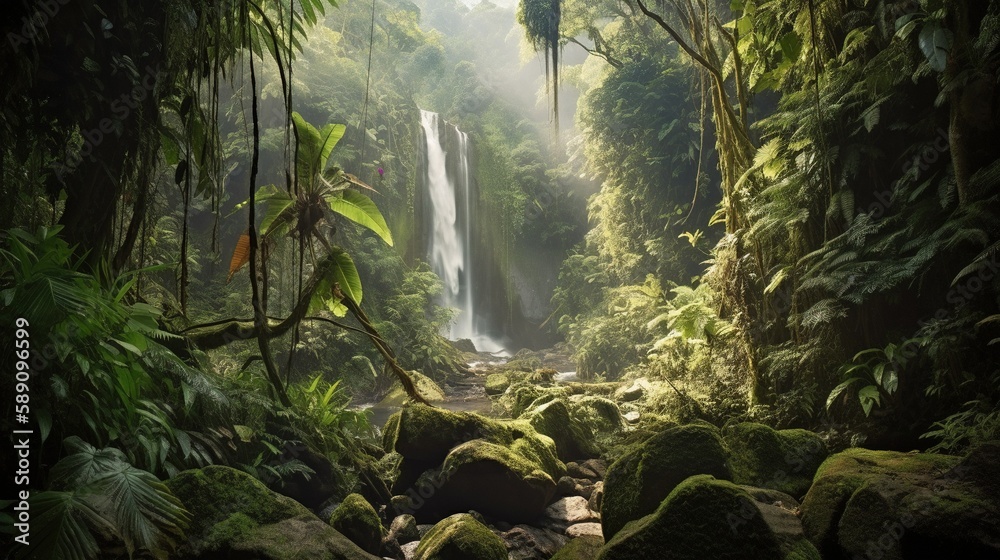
[328, 494, 384, 555]
[723, 423, 828, 498]
[399, 438, 559, 523]
[551, 535, 604, 560]
[377, 371, 446, 408]
[571, 396, 625, 435]
[801, 447, 1000, 559]
[601, 423, 732, 539]
[523, 399, 600, 460]
[413, 513, 507, 560]
[389, 405, 565, 522]
[165, 466, 378, 560]
[484, 373, 511, 396]
[598, 475, 818, 560]
[382, 411, 402, 452]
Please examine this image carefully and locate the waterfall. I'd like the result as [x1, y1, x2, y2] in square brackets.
[419, 109, 504, 353]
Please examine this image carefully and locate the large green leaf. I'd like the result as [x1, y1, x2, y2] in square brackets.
[330, 247, 363, 313]
[327, 190, 394, 246]
[17, 491, 109, 560]
[918, 22, 953, 72]
[293, 112, 346, 191]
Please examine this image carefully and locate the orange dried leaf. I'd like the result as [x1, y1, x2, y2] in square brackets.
[227, 232, 250, 283]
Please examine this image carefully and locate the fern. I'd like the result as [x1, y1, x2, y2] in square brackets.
[19, 437, 189, 560]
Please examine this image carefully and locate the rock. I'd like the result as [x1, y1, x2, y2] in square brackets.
[739, 485, 801, 511]
[566, 462, 598, 480]
[571, 396, 625, 434]
[329, 494, 385, 555]
[581, 459, 608, 479]
[556, 476, 578, 496]
[484, 373, 511, 396]
[542, 496, 599, 528]
[389, 405, 565, 523]
[523, 399, 600, 461]
[566, 523, 604, 539]
[398, 439, 559, 523]
[551, 535, 604, 560]
[598, 475, 819, 560]
[380, 535, 404, 559]
[389, 514, 420, 545]
[413, 513, 507, 560]
[400, 541, 420, 560]
[588, 482, 604, 513]
[451, 338, 477, 353]
[165, 465, 379, 560]
[378, 372, 447, 408]
[601, 423, 732, 539]
[622, 411, 640, 424]
[723, 422, 828, 498]
[500, 525, 569, 560]
[614, 379, 650, 402]
[577, 480, 596, 500]
[801, 447, 1000, 560]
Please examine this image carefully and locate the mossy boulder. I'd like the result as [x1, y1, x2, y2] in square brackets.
[484, 373, 511, 396]
[601, 423, 732, 539]
[598, 475, 819, 560]
[523, 399, 600, 460]
[551, 535, 604, 560]
[801, 447, 1000, 560]
[571, 396, 625, 434]
[413, 513, 507, 560]
[389, 405, 565, 523]
[381, 411, 402, 452]
[723, 423, 828, 498]
[378, 371, 446, 408]
[328, 494, 384, 555]
[165, 465, 378, 560]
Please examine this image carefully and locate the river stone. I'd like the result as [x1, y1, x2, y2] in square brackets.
[567, 461, 598, 480]
[389, 514, 420, 545]
[484, 373, 511, 396]
[623, 411, 640, 424]
[165, 465, 379, 560]
[556, 475, 578, 496]
[566, 523, 604, 539]
[413, 513, 507, 560]
[582, 458, 608, 479]
[551, 535, 604, 560]
[500, 525, 569, 560]
[542, 496, 599, 527]
[400, 541, 420, 560]
[723, 422, 828, 498]
[614, 379, 649, 402]
[598, 475, 819, 560]
[601, 423, 732, 539]
[801, 447, 1000, 559]
[588, 481, 604, 513]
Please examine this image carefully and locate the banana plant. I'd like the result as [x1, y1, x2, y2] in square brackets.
[228, 112, 393, 316]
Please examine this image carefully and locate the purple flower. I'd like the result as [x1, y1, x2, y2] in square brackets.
[377, 167, 384, 177]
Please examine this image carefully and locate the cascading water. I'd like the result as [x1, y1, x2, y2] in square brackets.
[419, 109, 505, 353]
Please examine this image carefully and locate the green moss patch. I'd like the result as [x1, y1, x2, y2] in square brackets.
[413, 513, 507, 560]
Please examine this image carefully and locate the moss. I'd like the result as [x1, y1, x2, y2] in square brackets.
[551, 535, 604, 560]
[601, 423, 732, 539]
[393, 405, 496, 464]
[598, 475, 785, 560]
[723, 423, 827, 497]
[413, 513, 507, 560]
[484, 373, 511, 396]
[571, 396, 625, 434]
[800, 448, 963, 557]
[382, 411, 402, 452]
[166, 465, 305, 540]
[523, 399, 600, 460]
[203, 512, 258, 551]
[329, 493, 384, 554]
[166, 466, 379, 559]
[378, 371, 446, 408]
